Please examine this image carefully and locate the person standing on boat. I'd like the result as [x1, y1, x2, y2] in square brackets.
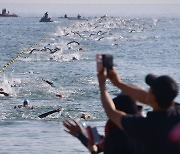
[64, 14, 67, 18]
[2, 8, 6, 15]
[43, 12, 48, 19]
[97, 67, 180, 154]
[77, 14, 81, 19]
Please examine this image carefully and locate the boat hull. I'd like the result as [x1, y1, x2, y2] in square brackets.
[39, 17, 53, 22]
[0, 14, 18, 17]
[67, 17, 88, 21]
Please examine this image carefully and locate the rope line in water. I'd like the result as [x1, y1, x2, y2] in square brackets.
[0, 34, 51, 73]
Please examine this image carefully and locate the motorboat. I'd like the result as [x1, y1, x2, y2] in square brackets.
[0, 8, 18, 17]
[39, 17, 53, 22]
[62, 14, 88, 21]
[39, 12, 53, 22]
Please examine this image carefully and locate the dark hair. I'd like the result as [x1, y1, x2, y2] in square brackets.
[105, 93, 139, 154]
[113, 93, 137, 114]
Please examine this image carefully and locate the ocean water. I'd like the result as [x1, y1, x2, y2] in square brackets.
[0, 14, 180, 153]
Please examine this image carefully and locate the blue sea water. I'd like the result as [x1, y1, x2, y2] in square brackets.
[0, 14, 180, 153]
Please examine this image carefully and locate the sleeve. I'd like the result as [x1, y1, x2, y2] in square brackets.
[77, 132, 105, 153]
[77, 132, 89, 147]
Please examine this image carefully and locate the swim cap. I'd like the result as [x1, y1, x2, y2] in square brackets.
[23, 99, 29, 106]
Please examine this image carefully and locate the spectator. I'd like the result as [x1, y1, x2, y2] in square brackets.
[97, 67, 180, 154]
[63, 93, 144, 154]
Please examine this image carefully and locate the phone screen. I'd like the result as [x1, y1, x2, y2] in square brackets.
[103, 54, 113, 70]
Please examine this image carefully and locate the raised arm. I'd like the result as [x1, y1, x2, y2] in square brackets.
[97, 69, 126, 130]
[38, 108, 61, 118]
[0, 91, 9, 96]
[108, 68, 151, 106]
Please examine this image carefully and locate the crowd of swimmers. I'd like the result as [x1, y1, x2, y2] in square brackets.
[0, 77, 93, 120]
[12, 98, 92, 120]
[27, 40, 83, 61]
[0, 79, 92, 120]
[27, 15, 147, 64]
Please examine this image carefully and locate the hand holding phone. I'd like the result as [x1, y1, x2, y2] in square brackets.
[96, 54, 113, 72]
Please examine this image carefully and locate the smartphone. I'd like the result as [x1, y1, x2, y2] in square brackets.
[96, 54, 113, 72]
[86, 126, 102, 144]
[102, 54, 113, 70]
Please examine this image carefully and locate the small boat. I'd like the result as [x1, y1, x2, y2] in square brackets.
[0, 8, 18, 17]
[39, 12, 53, 22]
[63, 14, 88, 21]
[39, 17, 53, 22]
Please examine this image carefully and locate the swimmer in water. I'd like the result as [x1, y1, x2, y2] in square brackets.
[14, 99, 33, 109]
[0, 88, 9, 96]
[38, 107, 63, 118]
[67, 40, 80, 46]
[42, 78, 55, 87]
[80, 113, 92, 120]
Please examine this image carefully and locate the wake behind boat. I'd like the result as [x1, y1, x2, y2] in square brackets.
[0, 8, 18, 17]
[39, 12, 53, 22]
[67, 17, 88, 21]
